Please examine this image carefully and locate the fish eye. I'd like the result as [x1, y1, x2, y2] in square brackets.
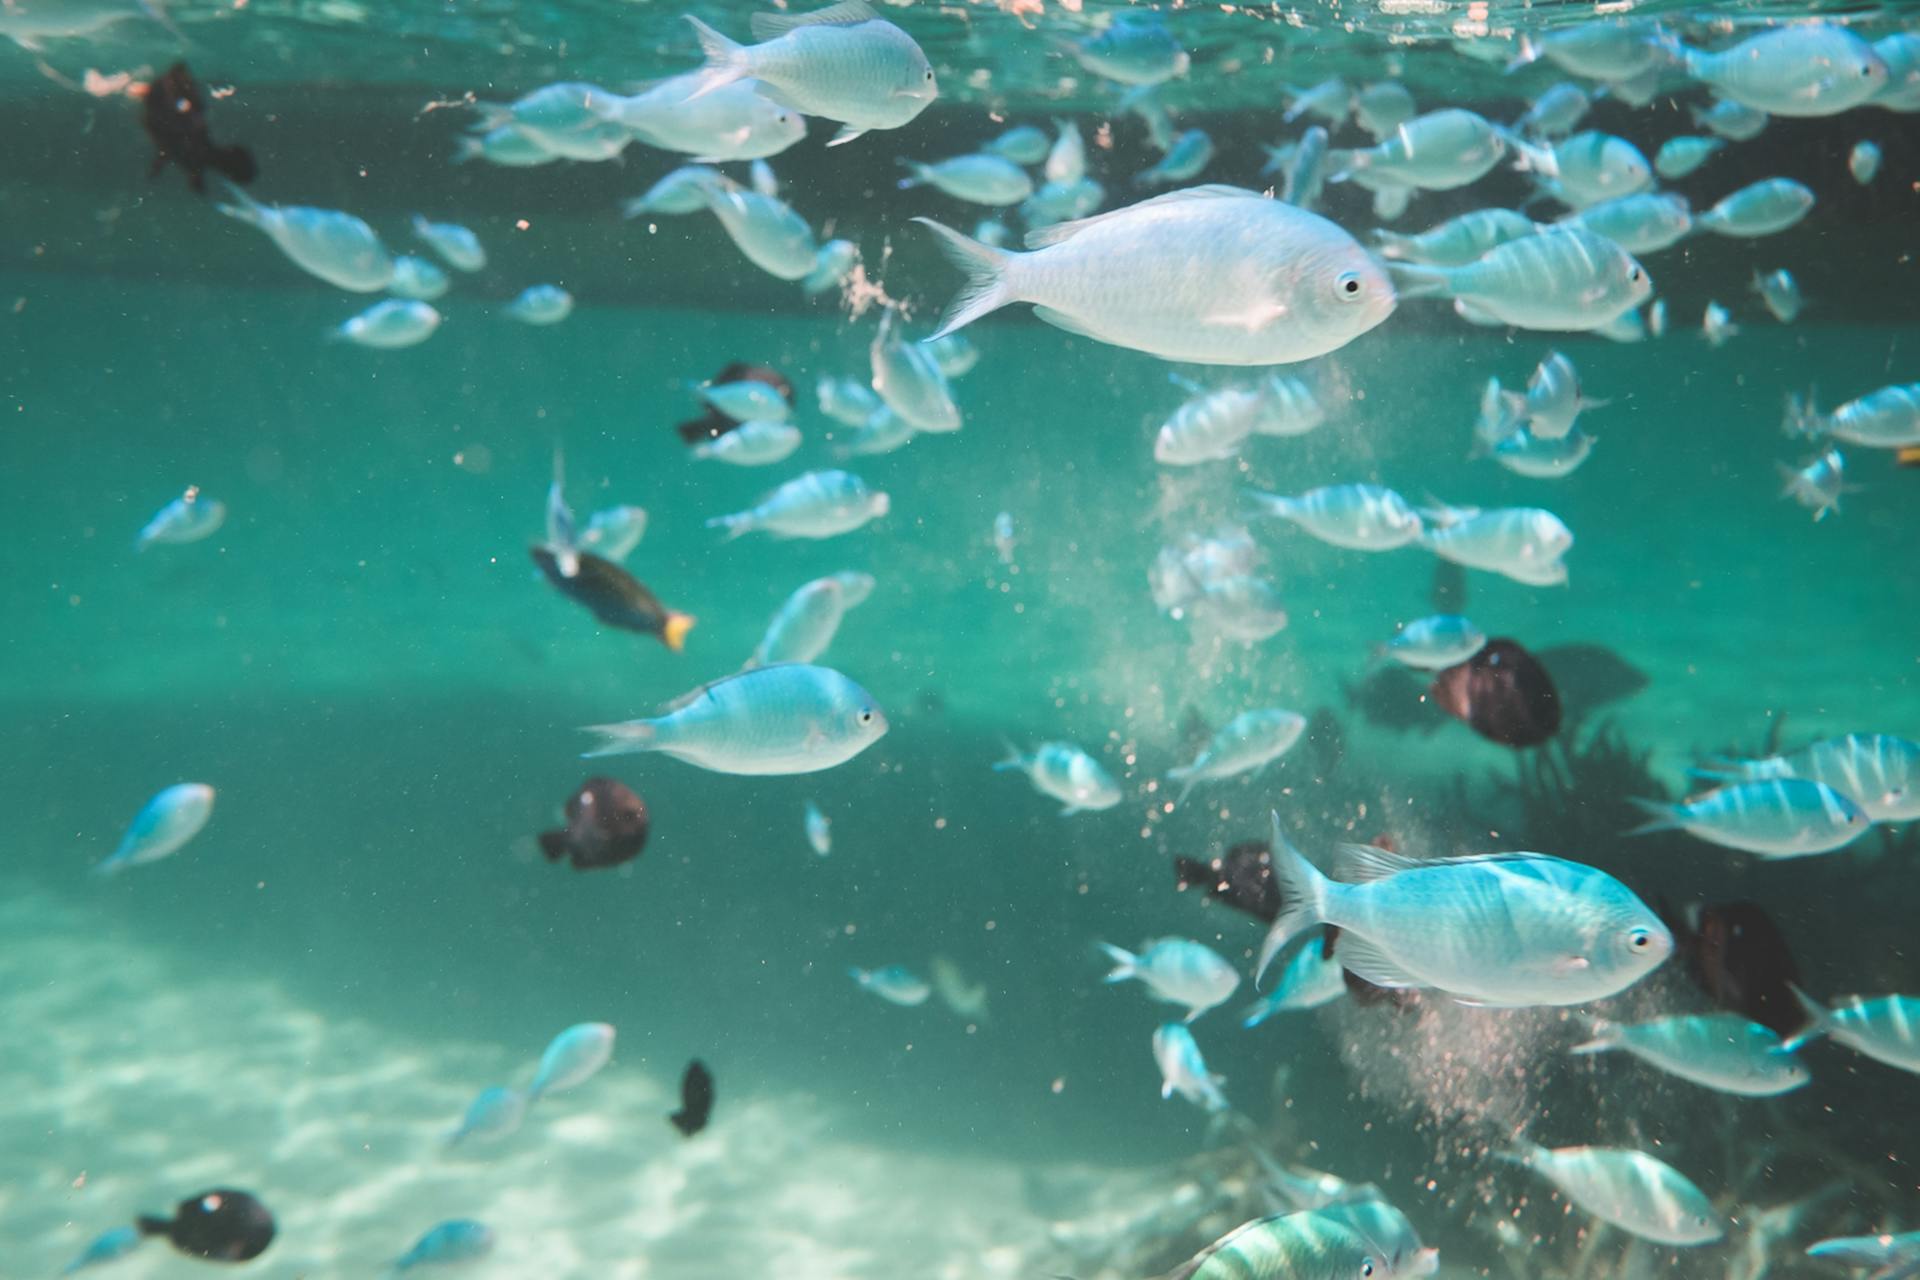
[1362, 1260, 1378, 1278]
[1629, 267, 1643, 282]
[925, 68, 935, 81]
[858, 709, 875, 725]
[1336, 270, 1364, 301]
[1627, 928, 1653, 951]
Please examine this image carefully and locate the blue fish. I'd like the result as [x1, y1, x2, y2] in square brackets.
[527, 1022, 615, 1103]
[446, 1086, 525, 1146]
[63, 1225, 143, 1274]
[96, 783, 216, 877]
[392, 1219, 495, 1271]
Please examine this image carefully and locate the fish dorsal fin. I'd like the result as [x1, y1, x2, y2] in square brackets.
[751, 0, 878, 39]
[657, 668, 759, 715]
[1331, 842, 1422, 883]
[1023, 184, 1261, 250]
[1328, 934, 1421, 990]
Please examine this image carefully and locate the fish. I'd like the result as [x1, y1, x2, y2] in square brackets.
[984, 124, 1049, 165]
[1100, 938, 1240, 1021]
[1702, 301, 1739, 348]
[1786, 383, 1920, 449]
[1062, 12, 1188, 87]
[1150, 527, 1261, 613]
[1693, 96, 1770, 140]
[1628, 778, 1870, 857]
[1151, 1022, 1227, 1112]
[850, 964, 931, 1005]
[1777, 448, 1849, 521]
[537, 777, 649, 871]
[215, 181, 393, 292]
[1571, 1013, 1809, 1096]
[898, 153, 1033, 206]
[1695, 178, 1815, 238]
[1332, 108, 1507, 190]
[1695, 733, 1920, 824]
[472, 81, 612, 143]
[803, 799, 831, 856]
[678, 362, 795, 445]
[994, 741, 1121, 815]
[870, 308, 960, 432]
[135, 1190, 276, 1262]
[748, 571, 876, 669]
[1787, 989, 1920, 1074]
[1258, 1159, 1385, 1212]
[410, 215, 486, 273]
[1247, 483, 1423, 551]
[1850, 140, 1883, 184]
[1135, 129, 1214, 187]
[1878, 31, 1920, 109]
[1510, 130, 1653, 210]
[1428, 639, 1562, 748]
[141, 62, 256, 194]
[1354, 81, 1415, 138]
[1647, 299, 1667, 337]
[835, 406, 917, 457]
[1806, 1231, 1920, 1280]
[1242, 930, 1347, 1025]
[1045, 119, 1086, 185]
[1513, 82, 1591, 137]
[916, 185, 1395, 367]
[817, 374, 882, 427]
[921, 332, 978, 378]
[95, 782, 215, 877]
[391, 1220, 495, 1271]
[1174, 839, 1279, 922]
[1678, 24, 1888, 117]
[531, 546, 693, 651]
[1166, 709, 1307, 805]
[578, 505, 648, 563]
[582, 664, 888, 774]
[445, 1086, 526, 1146]
[1502, 1144, 1722, 1246]
[930, 955, 989, 1021]
[1250, 374, 1327, 437]
[1751, 268, 1803, 323]
[691, 419, 802, 465]
[1485, 426, 1596, 478]
[1372, 208, 1539, 266]
[669, 1060, 715, 1136]
[1254, 816, 1671, 1004]
[1314, 1200, 1438, 1276]
[62, 1226, 144, 1275]
[527, 1022, 615, 1102]
[1653, 135, 1724, 179]
[334, 298, 440, 348]
[1278, 125, 1330, 211]
[1379, 615, 1486, 670]
[1419, 508, 1573, 584]
[593, 75, 805, 161]
[684, 0, 937, 144]
[136, 486, 226, 550]
[1510, 18, 1668, 81]
[1154, 382, 1263, 465]
[1562, 192, 1692, 255]
[1390, 226, 1650, 332]
[802, 239, 860, 297]
[506, 284, 573, 325]
[992, 511, 1016, 564]
[624, 165, 725, 217]
[389, 254, 450, 300]
[1284, 77, 1352, 126]
[1019, 176, 1104, 229]
[689, 173, 817, 280]
[707, 469, 889, 540]
[1190, 574, 1289, 642]
[1166, 1207, 1399, 1279]
[1659, 900, 1806, 1038]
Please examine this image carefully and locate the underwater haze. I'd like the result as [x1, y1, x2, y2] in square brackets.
[4, 1, 1920, 1278]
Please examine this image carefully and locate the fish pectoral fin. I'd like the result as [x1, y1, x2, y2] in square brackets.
[1327, 935, 1421, 990]
[1555, 954, 1591, 973]
[1030, 304, 1101, 340]
[827, 125, 869, 148]
[1205, 300, 1289, 331]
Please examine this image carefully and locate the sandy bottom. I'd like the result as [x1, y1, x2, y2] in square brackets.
[3, 886, 1066, 1280]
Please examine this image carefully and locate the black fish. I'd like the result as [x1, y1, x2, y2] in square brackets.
[531, 546, 695, 651]
[1659, 899, 1806, 1038]
[669, 1059, 714, 1136]
[1173, 840, 1279, 923]
[675, 362, 795, 445]
[136, 1189, 275, 1262]
[1430, 638, 1561, 748]
[538, 777, 649, 871]
[142, 63, 256, 195]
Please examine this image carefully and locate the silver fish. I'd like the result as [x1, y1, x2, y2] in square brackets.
[1786, 382, 1920, 449]
[747, 570, 876, 667]
[1248, 483, 1423, 551]
[898, 152, 1034, 206]
[411, 215, 486, 271]
[1391, 225, 1651, 331]
[1504, 1144, 1722, 1246]
[1167, 708, 1306, 805]
[1696, 178, 1815, 238]
[1679, 24, 1888, 117]
[95, 783, 216, 876]
[1789, 989, 1920, 1075]
[1572, 1013, 1809, 1096]
[582, 664, 888, 774]
[1654, 135, 1724, 179]
[1333, 108, 1506, 190]
[994, 740, 1121, 815]
[137, 487, 226, 550]
[334, 298, 441, 348]
[1101, 938, 1239, 1021]
[1151, 1023, 1227, 1111]
[707, 469, 890, 540]
[1627, 778, 1870, 857]
[215, 183, 392, 292]
[1693, 733, 1920, 824]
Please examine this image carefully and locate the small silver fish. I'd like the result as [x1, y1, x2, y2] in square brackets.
[506, 284, 573, 325]
[1693, 97, 1770, 141]
[690, 173, 818, 280]
[1241, 932, 1345, 1026]
[527, 1022, 615, 1102]
[707, 470, 890, 540]
[1750, 268, 1803, 323]
[1702, 300, 1739, 348]
[1850, 140, 1883, 184]
[1391, 226, 1650, 332]
[1786, 383, 1920, 449]
[388, 254, 450, 300]
[850, 964, 931, 1005]
[1776, 448, 1848, 521]
[984, 124, 1049, 165]
[1063, 12, 1188, 87]
[994, 741, 1121, 815]
[803, 238, 860, 295]
[582, 665, 888, 774]
[95, 783, 215, 876]
[334, 298, 440, 348]
[1693, 733, 1920, 824]
[1354, 81, 1415, 138]
[898, 152, 1034, 206]
[1166, 708, 1306, 805]
[1504, 1144, 1722, 1246]
[1572, 1013, 1809, 1096]
[870, 309, 960, 433]
[1696, 178, 1815, 239]
[1627, 777, 1870, 857]
[1654, 135, 1724, 180]
[216, 183, 393, 292]
[411, 215, 487, 271]
[1679, 24, 1887, 118]
[1373, 208, 1539, 266]
[1806, 1230, 1920, 1280]
[691, 419, 802, 466]
[747, 570, 876, 667]
[1790, 989, 1920, 1075]
[137, 486, 226, 550]
[1332, 108, 1506, 190]
[1101, 938, 1239, 1021]
[623, 165, 725, 217]
[1380, 615, 1487, 670]
[1135, 129, 1215, 187]
[1563, 192, 1692, 255]
[446, 1086, 527, 1146]
[1247, 483, 1423, 550]
[803, 800, 831, 856]
[1151, 1022, 1227, 1111]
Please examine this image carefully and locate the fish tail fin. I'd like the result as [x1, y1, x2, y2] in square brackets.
[1504, 33, 1541, 73]
[705, 512, 752, 541]
[1371, 228, 1413, 260]
[1780, 985, 1831, 1051]
[1385, 261, 1450, 300]
[683, 16, 751, 101]
[990, 739, 1025, 773]
[1167, 768, 1199, 808]
[661, 613, 696, 653]
[1568, 1017, 1619, 1056]
[913, 217, 1017, 339]
[895, 159, 929, 191]
[1623, 796, 1679, 837]
[211, 176, 264, 227]
[1782, 387, 1824, 438]
[1097, 942, 1137, 982]
[1255, 813, 1330, 986]
[452, 134, 486, 166]
[579, 719, 659, 758]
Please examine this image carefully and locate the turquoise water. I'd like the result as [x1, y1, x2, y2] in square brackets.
[5, 4, 1920, 1278]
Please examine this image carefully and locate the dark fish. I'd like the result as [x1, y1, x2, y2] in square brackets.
[1173, 839, 1279, 923]
[538, 777, 649, 871]
[141, 63, 256, 195]
[530, 546, 695, 651]
[669, 1059, 715, 1137]
[136, 1189, 274, 1262]
[1430, 638, 1561, 748]
[1659, 899, 1806, 1038]
[675, 362, 795, 445]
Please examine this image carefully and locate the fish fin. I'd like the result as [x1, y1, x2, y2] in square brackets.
[990, 739, 1025, 773]
[1623, 796, 1679, 836]
[1331, 841, 1421, 883]
[1161, 1080, 1175, 1099]
[682, 15, 751, 101]
[1568, 1018, 1618, 1055]
[913, 218, 1016, 339]
[1503, 34, 1541, 72]
[661, 613, 696, 653]
[1023, 184, 1257, 250]
[579, 720, 659, 758]
[536, 830, 569, 862]
[827, 125, 868, 147]
[751, 0, 877, 38]
[453, 134, 487, 166]
[1779, 986, 1831, 1051]
[211, 176, 264, 227]
[704, 512, 752, 541]
[1058, 803, 1084, 817]
[1167, 769, 1199, 808]
[1030, 305, 1103, 341]
[1098, 942, 1137, 982]
[1255, 813, 1331, 985]
[1327, 934, 1422, 991]
[1385, 261, 1450, 299]
[1370, 228, 1413, 259]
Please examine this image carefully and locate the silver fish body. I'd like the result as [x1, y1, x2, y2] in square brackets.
[581, 664, 888, 774]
